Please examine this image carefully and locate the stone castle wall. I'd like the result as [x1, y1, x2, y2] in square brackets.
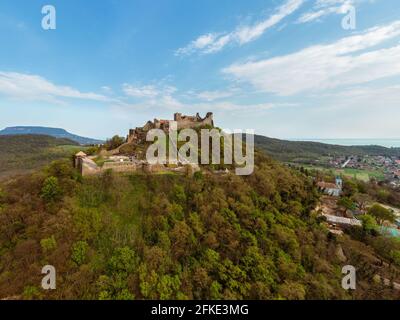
[75, 155, 169, 176]
[102, 161, 137, 173]
[80, 157, 101, 176]
[174, 112, 213, 130]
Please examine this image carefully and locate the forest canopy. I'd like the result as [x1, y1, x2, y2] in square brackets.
[0, 152, 399, 300]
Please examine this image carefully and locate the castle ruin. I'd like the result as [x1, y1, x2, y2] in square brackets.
[174, 112, 214, 129]
[127, 112, 213, 144]
[74, 112, 212, 176]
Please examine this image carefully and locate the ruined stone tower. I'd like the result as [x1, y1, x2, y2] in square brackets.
[173, 112, 214, 129]
[126, 112, 214, 144]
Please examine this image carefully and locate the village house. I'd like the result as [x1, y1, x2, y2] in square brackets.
[323, 214, 362, 228]
[317, 176, 343, 197]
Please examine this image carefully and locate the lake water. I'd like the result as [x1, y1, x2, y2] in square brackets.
[290, 139, 400, 148]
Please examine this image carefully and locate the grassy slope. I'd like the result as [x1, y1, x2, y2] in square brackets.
[0, 135, 81, 179]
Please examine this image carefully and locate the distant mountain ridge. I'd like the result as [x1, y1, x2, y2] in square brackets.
[0, 126, 104, 145]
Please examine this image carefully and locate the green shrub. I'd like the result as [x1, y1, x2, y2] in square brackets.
[368, 204, 396, 225]
[40, 236, 57, 253]
[115, 289, 135, 300]
[41, 176, 62, 202]
[109, 247, 139, 274]
[390, 250, 400, 267]
[104, 135, 125, 151]
[23, 286, 41, 300]
[359, 214, 378, 234]
[71, 241, 89, 266]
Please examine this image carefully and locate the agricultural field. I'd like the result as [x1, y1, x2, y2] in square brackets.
[300, 164, 385, 182]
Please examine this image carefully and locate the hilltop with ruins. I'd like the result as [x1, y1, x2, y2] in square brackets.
[126, 112, 213, 145]
[74, 112, 214, 176]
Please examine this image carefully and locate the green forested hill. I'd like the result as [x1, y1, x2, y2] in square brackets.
[254, 135, 400, 162]
[0, 135, 80, 179]
[0, 153, 399, 300]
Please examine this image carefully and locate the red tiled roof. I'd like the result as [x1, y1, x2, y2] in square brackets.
[317, 181, 338, 189]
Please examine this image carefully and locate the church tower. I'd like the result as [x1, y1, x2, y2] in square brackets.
[336, 176, 343, 190]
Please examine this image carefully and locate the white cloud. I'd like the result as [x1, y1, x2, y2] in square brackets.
[175, 33, 219, 56]
[333, 84, 400, 102]
[223, 21, 400, 96]
[121, 82, 183, 110]
[119, 80, 282, 115]
[0, 71, 109, 103]
[302, 85, 400, 138]
[123, 84, 159, 98]
[175, 0, 304, 56]
[120, 99, 280, 115]
[101, 86, 113, 93]
[193, 101, 282, 112]
[193, 33, 217, 48]
[122, 83, 177, 99]
[194, 90, 235, 101]
[235, 0, 304, 44]
[157, 94, 184, 109]
[298, 0, 365, 23]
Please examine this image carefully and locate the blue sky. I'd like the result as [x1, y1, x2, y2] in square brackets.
[0, 0, 399, 139]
